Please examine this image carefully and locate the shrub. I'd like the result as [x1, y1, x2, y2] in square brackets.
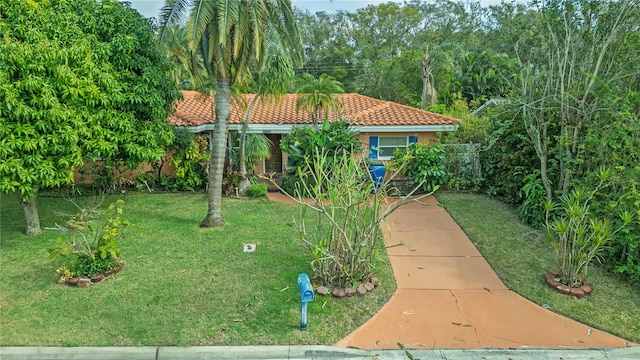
[544, 169, 635, 287]
[247, 183, 268, 198]
[392, 142, 446, 193]
[280, 119, 361, 173]
[518, 171, 546, 227]
[49, 199, 131, 279]
[289, 148, 409, 287]
[481, 106, 539, 205]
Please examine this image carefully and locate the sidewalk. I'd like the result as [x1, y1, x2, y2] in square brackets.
[329, 195, 634, 350]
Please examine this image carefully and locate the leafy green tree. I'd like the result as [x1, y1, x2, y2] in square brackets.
[161, 0, 303, 227]
[0, 0, 179, 235]
[295, 73, 344, 125]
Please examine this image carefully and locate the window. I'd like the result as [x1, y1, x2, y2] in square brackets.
[369, 136, 417, 160]
[377, 136, 409, 160]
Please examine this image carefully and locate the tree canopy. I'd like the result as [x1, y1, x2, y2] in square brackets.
[0, 0, 180, 234]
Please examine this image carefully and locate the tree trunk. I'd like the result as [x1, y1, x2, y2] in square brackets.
[200, 78, 231, 228]
[238, 94, 259, 196]
[21, 197, 42, 236]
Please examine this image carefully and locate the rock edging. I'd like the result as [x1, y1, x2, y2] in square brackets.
[545, 271, 592, 298]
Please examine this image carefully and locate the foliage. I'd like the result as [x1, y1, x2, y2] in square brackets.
[481, 105, 539, 205]
[0, 0, 179, 233]
[242, 134, 272, 171]
[391, 143, 447, 193]
[518, 171, 546, 227]
[49, 200, 131, 278]
[280, 119, 361, 173]
[436, 95, 488, 144]
[167, 134, 209, 192]
[247, 182, 268, 198]
[282, 148, 410, 287]
[237, 52, 295, 195]
[544, 170, 635, 287]
[295, 73, 344, 124]
[514, 0, 639, 201]
[442, 143, 483, 192]
[279, 174, 315, 198]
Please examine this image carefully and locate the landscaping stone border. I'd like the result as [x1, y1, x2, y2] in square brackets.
[545, 271, 592, 298]
[56, 260, 123, 288]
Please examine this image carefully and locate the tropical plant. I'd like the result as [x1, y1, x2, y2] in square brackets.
[274, 148, 420, 287]
[280, 119, 361, 173]
[160, 0, 303, 227]
[518, 171, 546, 226]
[49, 200, 131, 279]
[0, 0, 179, 235]
[295, 73, 344, 125]
[544, 169, 635, 287]
[391, 142, 447, 193]
[158, 25, 202, 89]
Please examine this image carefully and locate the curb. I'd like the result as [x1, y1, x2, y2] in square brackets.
[1, 346, 638, 360]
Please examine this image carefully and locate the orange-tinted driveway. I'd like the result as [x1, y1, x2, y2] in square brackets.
[268, 193, 634, 350]
[335, 196, 633, 350]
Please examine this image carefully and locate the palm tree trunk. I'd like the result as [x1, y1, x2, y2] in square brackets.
[238, 94, 259, 195]
[22, 196, 42, 235]
[201, 78, 232, 228]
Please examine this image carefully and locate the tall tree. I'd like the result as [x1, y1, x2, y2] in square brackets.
[295, 73, 344, 124]
[160, 0, 303, 227]
[0, 0, 179, 235]
[515, 0, 640, 201]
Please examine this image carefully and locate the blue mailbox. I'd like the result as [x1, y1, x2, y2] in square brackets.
[297, 273, 314, 331]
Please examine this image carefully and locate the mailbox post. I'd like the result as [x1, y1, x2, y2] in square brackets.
[297, 273, 314, 331]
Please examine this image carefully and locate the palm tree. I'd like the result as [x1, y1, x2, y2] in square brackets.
[238, 52, 295, 194]
[295, 73, 344, 125]
[160, 0, 303, 227]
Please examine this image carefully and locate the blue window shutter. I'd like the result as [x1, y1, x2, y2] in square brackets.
[369, 136, 379, 159]
[408, 136, 418, 144]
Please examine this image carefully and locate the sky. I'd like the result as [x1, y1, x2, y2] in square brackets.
[124, 0, 507, 20]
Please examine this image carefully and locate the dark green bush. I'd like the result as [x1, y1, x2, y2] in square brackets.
[481, 106, 539, 206]
[247, 183, 268, 198]
[280, 119, 361, 173]
[280, 174, 316, 198]
[392, 143, 447, 193]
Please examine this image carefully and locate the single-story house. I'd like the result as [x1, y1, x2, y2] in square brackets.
[171, 91, 461, 174]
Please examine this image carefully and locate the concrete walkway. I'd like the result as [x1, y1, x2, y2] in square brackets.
[267, 193, 634, 350]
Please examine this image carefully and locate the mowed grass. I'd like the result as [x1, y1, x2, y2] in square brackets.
[436, 192, 640, 344]
[0, 192, 395, 346]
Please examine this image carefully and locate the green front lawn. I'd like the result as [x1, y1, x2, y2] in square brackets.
[0, 193, 395, 346]
[436, 192, 640, 344]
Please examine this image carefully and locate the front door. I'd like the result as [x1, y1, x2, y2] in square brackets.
[264, 134, 283, 173]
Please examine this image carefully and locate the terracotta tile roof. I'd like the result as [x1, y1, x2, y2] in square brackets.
[171, 91, 461, 127]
